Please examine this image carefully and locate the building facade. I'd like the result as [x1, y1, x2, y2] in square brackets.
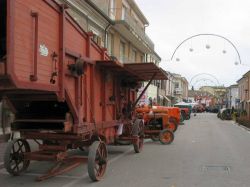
[172, 74, 189, 103]
[164, 72, 175, 106]
[188, 90, 214, 107]
[199, 86, 227, 108]
[226, 84, 239, 109]
[237, 71, 250, 117]
[57, 0, 163, 106]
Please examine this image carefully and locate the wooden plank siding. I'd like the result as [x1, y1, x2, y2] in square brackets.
[13, 0, 60, 86]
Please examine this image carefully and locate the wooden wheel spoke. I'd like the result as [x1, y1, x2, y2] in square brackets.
[97, 146, 102, 157]
[96, 165, 103, 177]
[94, 164, 100, 176]
[9, 153, 14, 160]
[100, 146, 105, 158]
[16, 142, 24, 153]
[13, 160, 20, 172]
[12, 146, 16, 153]
[88, 141, 107, 181]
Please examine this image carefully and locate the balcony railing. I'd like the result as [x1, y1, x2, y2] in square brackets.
[123, 13, 154, 50]
[109, 8, 154, 50]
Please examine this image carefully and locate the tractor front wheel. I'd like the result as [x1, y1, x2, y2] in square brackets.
[159, 129, 174, 145]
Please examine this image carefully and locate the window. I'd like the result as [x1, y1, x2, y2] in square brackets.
[140, 55, 144, 62]
[175, 82, 179, 89]
[121, 5, 127, 20]
[109, 0, 116, 19]
[119, 41, 126, 63]
[107, 33, 114, 55]
[131, 49, 136, 62]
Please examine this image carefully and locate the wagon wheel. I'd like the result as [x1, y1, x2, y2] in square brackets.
[88, 141, 108, 181]
[133, 135, 144, 153]
[159, 129, 174, 145]
[4, 139, 31, 176]
[132, 119, 144, 153]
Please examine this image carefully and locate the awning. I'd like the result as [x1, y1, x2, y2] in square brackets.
[96, 60, 140, 80]
[96, 60, 124, 71]
[96, 61, 168, 81]
[124, 63, 168, 81]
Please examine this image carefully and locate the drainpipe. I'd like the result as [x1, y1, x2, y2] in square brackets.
[104, 23, 112, 48]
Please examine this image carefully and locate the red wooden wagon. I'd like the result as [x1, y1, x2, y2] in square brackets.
[0, 0, 168, 181]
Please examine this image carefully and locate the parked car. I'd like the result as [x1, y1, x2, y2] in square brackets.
[218, 108, 232, 120]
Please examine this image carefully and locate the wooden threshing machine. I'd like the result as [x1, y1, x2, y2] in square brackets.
[0, 0, 168, 181]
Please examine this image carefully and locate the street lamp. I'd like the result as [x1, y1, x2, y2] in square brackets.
[189, 73, 221, 90]
[170, 33, 242, 65]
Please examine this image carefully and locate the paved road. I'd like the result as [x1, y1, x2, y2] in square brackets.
[1, 113, 250, 187]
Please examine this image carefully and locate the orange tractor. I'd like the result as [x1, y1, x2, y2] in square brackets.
[136, 106, 180, 144]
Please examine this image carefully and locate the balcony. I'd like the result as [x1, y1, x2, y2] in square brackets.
[123, 13, 154, 49]
[109, 8, 154, 53]
[174, 88, 182, 95]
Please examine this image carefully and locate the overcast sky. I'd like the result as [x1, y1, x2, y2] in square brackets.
[135, 0, 250, 89]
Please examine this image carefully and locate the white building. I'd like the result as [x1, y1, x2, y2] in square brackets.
[226, 84, 239, 109]
[172, 74, 189, 103]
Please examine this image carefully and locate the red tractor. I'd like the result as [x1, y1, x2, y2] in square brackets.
[136, 106, 179, 144]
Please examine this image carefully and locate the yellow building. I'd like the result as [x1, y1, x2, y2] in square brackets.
[199, 86, 227, 108]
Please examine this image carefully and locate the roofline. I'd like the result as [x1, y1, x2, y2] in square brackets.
[85, 0, 115, 25]
[128, 0, 149, 25]
[153, 51, 161, 61]
[237, 70, 250, 83]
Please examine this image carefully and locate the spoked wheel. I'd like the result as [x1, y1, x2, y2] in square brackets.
[132, 119, 144, 153]
[4, 139, 31, 176]
[133, 136, 144, 153]
[88, 141, 108, 181]
[159, 129, 174, 145]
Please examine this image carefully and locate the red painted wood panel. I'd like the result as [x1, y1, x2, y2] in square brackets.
[5, 0, 127, 131]
[93, 67, 102, 122]
[65, 21, 86, 57]
[13, 0, 59, 86]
